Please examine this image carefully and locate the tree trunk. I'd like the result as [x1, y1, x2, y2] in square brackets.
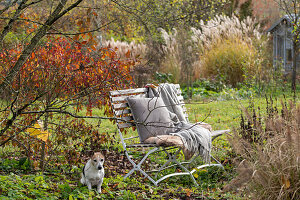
[292, 39, 297, 99]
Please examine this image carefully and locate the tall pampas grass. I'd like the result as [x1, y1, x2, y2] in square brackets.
[159, 28, 182, 83]
[191, 15, 270, 84]
[159, 15, 270, 85]
[191, 15, 263, 51]
[103, 38, 147, 63]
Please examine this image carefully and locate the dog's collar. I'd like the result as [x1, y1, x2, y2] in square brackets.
[82, 164, 86, 177]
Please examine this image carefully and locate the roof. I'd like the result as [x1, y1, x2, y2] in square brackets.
[267, 14, 296, 32]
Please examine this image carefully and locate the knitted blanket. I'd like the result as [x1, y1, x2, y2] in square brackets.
[147, 83, 212, 161]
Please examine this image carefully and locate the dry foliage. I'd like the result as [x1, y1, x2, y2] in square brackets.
[199, 39, 256, 87]
[192, 15, 271, 85]
[225, 99, 300, 200]
[159, 28, 182, 83]
[103, 38, 147, 63]
[159, 15, 271, 85]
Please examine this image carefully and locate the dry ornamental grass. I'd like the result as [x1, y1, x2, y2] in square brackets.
[225, 99, 300, 200]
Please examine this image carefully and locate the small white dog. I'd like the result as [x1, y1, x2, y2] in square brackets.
[80, 152, 105, 193]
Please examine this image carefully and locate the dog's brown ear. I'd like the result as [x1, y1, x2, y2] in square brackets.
[100, 149, 107, 156]
[86, 150, 94, 157]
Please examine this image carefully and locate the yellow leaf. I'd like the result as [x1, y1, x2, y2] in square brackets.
[281, 175, 291, 189]
[26, 122, 49, 142]
[193, 173, 198, 178]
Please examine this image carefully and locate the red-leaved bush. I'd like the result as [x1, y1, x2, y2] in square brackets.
[0, 37, 135, 170]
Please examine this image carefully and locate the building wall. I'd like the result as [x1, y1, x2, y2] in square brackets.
[272, 22, 300, 71]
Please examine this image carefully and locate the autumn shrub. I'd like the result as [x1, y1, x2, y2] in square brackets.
[225, 99, 300, 199]
[192, 15, 272, 87]
[0, 37, 135, 170]
[200, 39, 256, 87]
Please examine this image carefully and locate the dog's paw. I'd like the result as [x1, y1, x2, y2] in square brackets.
[80, 178, 85, 185]
[97, 188, 101, 193]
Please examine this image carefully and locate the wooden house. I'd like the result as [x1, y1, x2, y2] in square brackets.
[267, 15, 300, 72]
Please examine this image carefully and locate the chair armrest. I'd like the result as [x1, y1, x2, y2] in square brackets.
[211, 129, 230, 141]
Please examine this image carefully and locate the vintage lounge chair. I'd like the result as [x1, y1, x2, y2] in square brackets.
[109, 84, 230, 186]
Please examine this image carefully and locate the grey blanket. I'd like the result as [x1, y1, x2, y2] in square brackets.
[148, 83, 187, 122]
[147, 83, 211, 161]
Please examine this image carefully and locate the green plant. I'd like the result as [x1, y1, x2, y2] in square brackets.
[117, 190, 138, 200]
[192, 166, 227, 189]
[0, 158, 31, 172]
[192, 79, 226, 92]
[154, 71, 173, 83]
[181, 79, 258, 101]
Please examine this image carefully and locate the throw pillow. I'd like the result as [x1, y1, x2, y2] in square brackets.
[126, 96, 176, 142]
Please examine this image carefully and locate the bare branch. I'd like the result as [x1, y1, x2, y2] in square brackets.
[0, 114, 44, 146]
[0, 0, 28, 43]
[47, 18, 117, 35]
[24, 0, 44, 7]
[0, 0, 18, 15]
[0, 92, 46, 137]
[0, 0, 83, 93]
[50, 0, 83, 23]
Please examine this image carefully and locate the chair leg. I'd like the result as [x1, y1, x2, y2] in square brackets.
[170, 154, 199, 186]
[157, 148, 199, 186]
[123, 147, 159, 186]
[189, 154, 224, 175]
[123, 147, 223, 187]
[154, 148, 181, 179]
[210, 155, 224, 169]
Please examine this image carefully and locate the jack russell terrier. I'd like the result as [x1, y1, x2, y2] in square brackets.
[80, 152, 105, 193]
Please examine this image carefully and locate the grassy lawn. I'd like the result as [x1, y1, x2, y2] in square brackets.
[0, 94, 298, 199]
